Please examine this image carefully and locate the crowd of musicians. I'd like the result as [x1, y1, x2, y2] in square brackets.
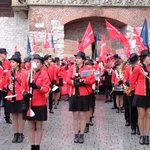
[0, 47, 150, 150]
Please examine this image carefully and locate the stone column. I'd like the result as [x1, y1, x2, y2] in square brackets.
[51, 20, 64, 59]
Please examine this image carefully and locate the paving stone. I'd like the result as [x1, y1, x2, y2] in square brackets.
[0, 96, 150, 150]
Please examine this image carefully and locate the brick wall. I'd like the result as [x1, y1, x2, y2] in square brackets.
[0, 0, 14, 17]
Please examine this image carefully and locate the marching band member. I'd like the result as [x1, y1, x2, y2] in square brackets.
[0, 48, 12, 124]
[123, 53, 139, 133]
[66, 51, 95, 144]
[4, 54, 27, 143]
[101, 60, 113, 103]
[130, 50, 150, 145]
[111, 61, 124, 113]
[53, 57, 62, 109]
[43, 54, 55, 114]
[22, 54, 50, 150]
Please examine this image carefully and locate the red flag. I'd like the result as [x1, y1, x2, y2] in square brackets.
[99, 35, 108, 62]
[100, 35, 108, 56]
[106, 20, 130, 57]
[132, 26, 147, 55]
[32, 34, 36, 53]
[78, 22, 95, 51]
[105, 20, 121, 40]
[14, 46, 17, 52]
[43, 32, 50, 49]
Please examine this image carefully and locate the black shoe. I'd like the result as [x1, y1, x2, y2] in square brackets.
[31, 145, 35, 150]
[109, 99, 112, 102]
[74, 134, 79, 143]
[111, 107, 117, 109]
[12, 133, 18, 143]
[6, 119, 12, 124]
[17, 133, 24, 143]
[125, 121, 130, 127]
[105, 100, 108, 103]
[49, 110, 54, 114]
[35, 145, 40, 150]
[144, 136, 149, 145]
[89, 119, 94, 126]
[131, 129, 136, 135]
[120, 107, 124, 113]
[54, 105, 57, 109]
[116, 108, 119, 113]
[139, 136, 145, 145]
[78, 134, 84, 144]
[84, 126, 89, 133]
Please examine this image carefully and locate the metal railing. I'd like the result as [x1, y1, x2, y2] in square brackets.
[12, 0, 150, 7]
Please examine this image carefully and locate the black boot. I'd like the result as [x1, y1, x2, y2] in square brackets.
[144, 136, 149, 145]
[84, 124, 89, 133]
[120, 107, 124, 113]
[35, 145, 40, 150]
[12, 133, 18, 143]
[139, 136, 145, 145]
[17, 133, 24, 143]
[74, 134, 79, 143]
[31, 145, 35, 150]
[131, 124, 136, 135]
[78, 134, 84, 144]
[89, 117, 94, 126]
[116, 107, 119, 113]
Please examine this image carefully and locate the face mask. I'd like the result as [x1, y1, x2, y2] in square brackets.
[32, 61, 37, 69]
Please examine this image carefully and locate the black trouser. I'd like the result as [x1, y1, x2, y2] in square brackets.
[127, 96, 138, 130]
[112, 94, 117, 108]
[2, 91, 11, 120]
[48, 92, 53, 111]
[123, 94, 130, 122]
[105, 85, 112, 100]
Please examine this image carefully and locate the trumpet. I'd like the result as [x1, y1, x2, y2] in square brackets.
[123, 84, 131, 94]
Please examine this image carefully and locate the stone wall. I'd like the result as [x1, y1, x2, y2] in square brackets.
[0, 12, 28, 58]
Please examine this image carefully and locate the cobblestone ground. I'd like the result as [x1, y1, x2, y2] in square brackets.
[0, 95, 150, 150]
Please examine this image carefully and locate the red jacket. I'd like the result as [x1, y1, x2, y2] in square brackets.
[0, 66, 4, 88]
[53, 64, 62, 85]
[66, 65, 96, 96]
[4, 69, 28, 101]
[22, 69, 50, 106]
[130, 64, 150, 96]
[111, 69, 123, 86]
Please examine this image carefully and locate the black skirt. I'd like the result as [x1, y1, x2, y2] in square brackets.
[69, 95, 90, 112]
[133, 95, 150, 108]
[113, 91, 123, 95]
[23, 105, 47, 121]
[10, 100, 23, 113]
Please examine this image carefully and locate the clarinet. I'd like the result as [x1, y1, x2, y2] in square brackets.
[11, 69, 16, 102]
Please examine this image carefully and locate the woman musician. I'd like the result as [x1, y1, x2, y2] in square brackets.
[66, 51, 95, 144]
[111, 61, 124, 113]
[22, 54, 50, 150]
[4, 54, 28, 143]
[130, 50, 150, 145]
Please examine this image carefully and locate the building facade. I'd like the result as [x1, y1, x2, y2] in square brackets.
[0, 0, 150, 58]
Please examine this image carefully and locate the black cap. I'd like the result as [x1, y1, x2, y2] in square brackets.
[44, 54, 51, 61]
[55, 57, 60, 62]
[9, 54, 21, 63]
[24, 57, 31, 63]
[139, 50, 150, 57]
[74, 51, 86, 60]
[113, 54, 121, 59]
[127, 53, 139, 64]
[14, 51, 21, 56]
[0, 48, 7, 54]
[86, 59, 94, 65]
[33, 54, 44, 63]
